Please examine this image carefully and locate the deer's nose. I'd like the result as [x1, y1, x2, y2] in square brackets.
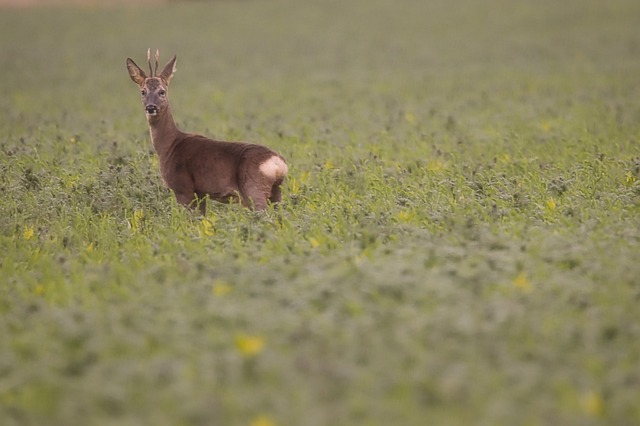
[145, 105, 159, 115]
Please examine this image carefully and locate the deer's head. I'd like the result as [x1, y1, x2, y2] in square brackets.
[126, 49, 177, 121]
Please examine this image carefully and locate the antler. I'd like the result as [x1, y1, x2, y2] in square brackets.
[154, 49, 160, 77]
[147, 48, 153, 76]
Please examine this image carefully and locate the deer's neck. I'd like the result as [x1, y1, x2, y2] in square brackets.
[148, 106, 180, 159]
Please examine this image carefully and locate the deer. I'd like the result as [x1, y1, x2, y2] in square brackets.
[126, 49, 288, 213]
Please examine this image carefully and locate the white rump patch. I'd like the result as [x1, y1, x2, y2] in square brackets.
[259, 156, 288, 180]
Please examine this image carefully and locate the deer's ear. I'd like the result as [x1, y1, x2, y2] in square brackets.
[126, 58, 147, 86]
[159, 55, 177, 85]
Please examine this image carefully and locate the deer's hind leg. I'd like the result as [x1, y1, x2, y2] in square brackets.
[239, 151, 287, 210]
[269, 178, 284, 204]
[240, 178, 273, 210]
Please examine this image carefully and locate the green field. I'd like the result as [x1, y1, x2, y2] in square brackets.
[1, 0, 640, 424]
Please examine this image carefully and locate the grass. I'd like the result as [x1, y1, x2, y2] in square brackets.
[1, 0, 640, 424]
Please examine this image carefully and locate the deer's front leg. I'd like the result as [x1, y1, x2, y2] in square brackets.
[174, 190, 205, 214]
[167, 171, 205, 214]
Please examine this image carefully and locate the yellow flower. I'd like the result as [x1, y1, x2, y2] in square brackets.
[513, 273, 532, 293]
[298, 170, 310, 184]
[546, 197, 557, 211]
[395, 210, 415, 223]
[288, 177, 301, 196]
[289, 171, 310, 196]
[86, 242, 94, 252]
[404, 112, 416, 125]
[200, 218, 215, 236]
[23, 226, 35, 240]
[581, 391, 604, 417]
[130, 209, 146, 232]
[64, 174, 80, 189]
[212, 280, 232, 297]
[235, 334, 265, 358]
[34, 284, 45, 296]
[250, 415, 276, 426]
[624, 171, 636, 186]
[426, 159, 445, 172]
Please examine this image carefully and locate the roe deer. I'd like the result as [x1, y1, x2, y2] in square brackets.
[126, 49, 288, 213]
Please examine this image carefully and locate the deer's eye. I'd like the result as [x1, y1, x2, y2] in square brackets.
[159, 90, 166, 96]
[141, 89, 147, 96]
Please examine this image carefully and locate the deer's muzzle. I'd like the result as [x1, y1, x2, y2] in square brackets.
[145, 105, 159, 115]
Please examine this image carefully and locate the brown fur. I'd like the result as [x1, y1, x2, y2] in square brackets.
[126, 52, 287, 213]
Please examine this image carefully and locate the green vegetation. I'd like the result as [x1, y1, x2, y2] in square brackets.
[1, 0, 639, 424]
